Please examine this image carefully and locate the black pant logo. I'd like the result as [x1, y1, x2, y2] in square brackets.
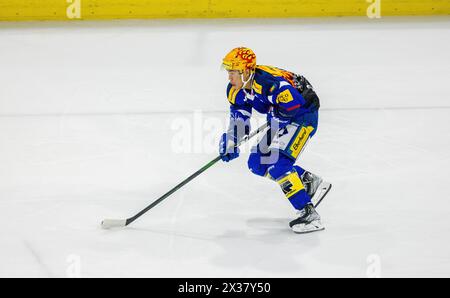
[280, 180, 293, 195]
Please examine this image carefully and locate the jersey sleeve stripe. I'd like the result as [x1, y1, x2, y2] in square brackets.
[286, 104, 301, 112]
[228, 87, 238, 104]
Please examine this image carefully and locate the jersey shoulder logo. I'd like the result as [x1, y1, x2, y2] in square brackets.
[276, 89, 294, 104]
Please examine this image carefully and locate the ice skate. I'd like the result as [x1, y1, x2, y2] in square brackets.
[289, 203, 324, 234]
[301, 171, 332, 207]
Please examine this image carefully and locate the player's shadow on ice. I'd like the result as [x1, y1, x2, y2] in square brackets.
[123, 216, 321, 275]
[246, 217, 290, 231]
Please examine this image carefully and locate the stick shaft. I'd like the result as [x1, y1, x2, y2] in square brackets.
[126, 156, 221, 225]
[125, 122, 268, 226]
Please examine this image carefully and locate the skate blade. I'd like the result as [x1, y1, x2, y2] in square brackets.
[292, 220, 325, 234]
[312, 182, 332, 207]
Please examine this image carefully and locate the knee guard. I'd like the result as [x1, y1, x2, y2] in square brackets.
[266, 154, 295, 180]
[247, 153, 269, 177]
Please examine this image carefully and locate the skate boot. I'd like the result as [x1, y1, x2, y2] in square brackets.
[301, 171, 322, 197]
[289, 203, 324, 234]
[301, 171, 332, 207]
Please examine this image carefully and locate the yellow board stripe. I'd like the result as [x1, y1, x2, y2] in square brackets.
[0, 1, 449, 21]
[289, 126, 314, 159]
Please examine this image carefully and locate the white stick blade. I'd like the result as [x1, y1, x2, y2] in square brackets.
[101, 219, 127, 229]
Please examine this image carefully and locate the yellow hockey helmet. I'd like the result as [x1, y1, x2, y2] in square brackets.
[222, 47, 256, 73]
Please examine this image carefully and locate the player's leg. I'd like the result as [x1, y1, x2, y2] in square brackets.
[247, 117, 327, 233]
[290, 109, 331, 206]
[268, 121, 324, 233]
[248, 128, 312, 207]
[266, 155, 312, 211]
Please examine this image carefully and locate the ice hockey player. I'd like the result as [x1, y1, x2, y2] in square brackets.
[219, 47, 331, 234]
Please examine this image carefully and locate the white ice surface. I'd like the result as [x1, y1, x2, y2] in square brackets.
[0, 17, 450, 277]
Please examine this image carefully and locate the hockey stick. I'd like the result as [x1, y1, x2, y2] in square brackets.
[101, 122, 269, 229]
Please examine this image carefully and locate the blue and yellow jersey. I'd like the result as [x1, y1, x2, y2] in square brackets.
[250, 65, 309, 119]
[225, 65, 318, 133]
